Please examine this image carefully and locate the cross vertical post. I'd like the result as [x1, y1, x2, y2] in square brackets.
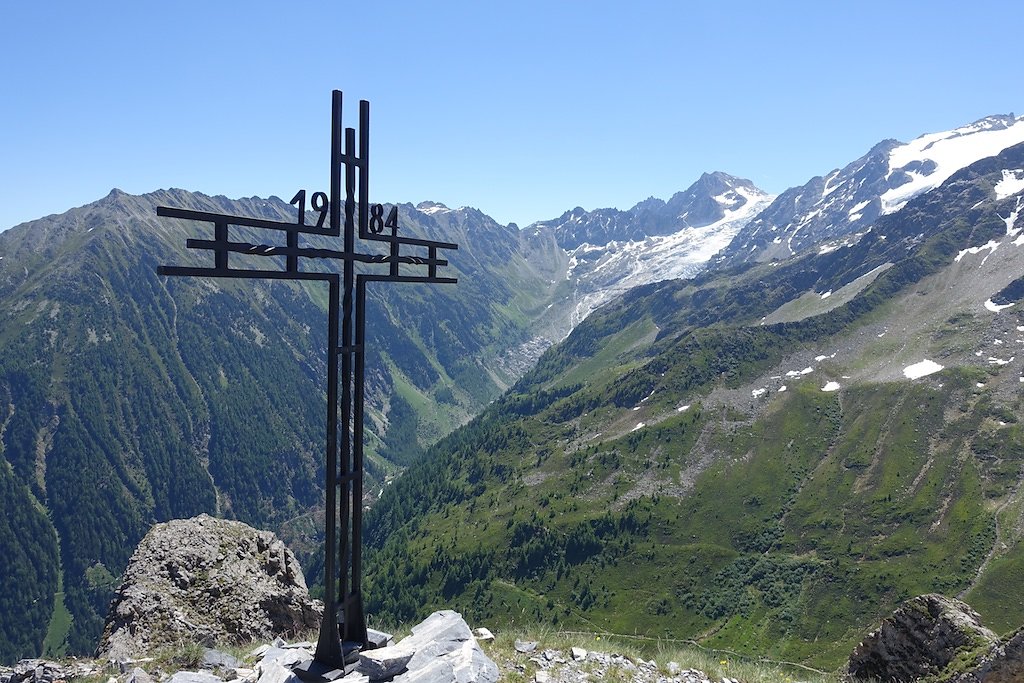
[156, 89, 457, 679]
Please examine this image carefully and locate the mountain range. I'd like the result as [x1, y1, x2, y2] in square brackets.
[1, 113, 1023, 667]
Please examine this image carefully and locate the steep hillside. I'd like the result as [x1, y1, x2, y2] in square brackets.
[0, 189, 562, 660]
[363, 143, 1024, 669]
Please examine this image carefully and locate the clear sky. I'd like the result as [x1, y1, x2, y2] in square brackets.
[2, 1, 1022, 232]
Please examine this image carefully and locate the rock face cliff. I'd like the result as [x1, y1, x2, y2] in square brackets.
[848, 594, 997, 681]
[97, 515, 320, 661]
[848, 594, 1024, 682]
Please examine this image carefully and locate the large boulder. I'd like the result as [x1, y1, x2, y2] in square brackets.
[97, 514, 320, 660]
[848, 594, 998, 682]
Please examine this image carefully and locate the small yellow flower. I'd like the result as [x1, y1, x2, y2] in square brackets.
[719, 660, 728, 666]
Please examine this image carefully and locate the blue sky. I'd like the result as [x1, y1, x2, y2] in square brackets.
[2, 1, 1022, 231]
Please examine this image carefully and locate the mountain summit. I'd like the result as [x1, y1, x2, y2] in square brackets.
[539, 171, 767, 251]
[528, 172, 772, 330]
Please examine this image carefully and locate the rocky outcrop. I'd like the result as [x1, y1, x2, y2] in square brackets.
[97, 515, 320, 661]
[848, 594, 998, 681]
[949, 627, 1024, 683]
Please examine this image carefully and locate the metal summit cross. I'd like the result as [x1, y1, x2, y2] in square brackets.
[157, 90, 457, 677]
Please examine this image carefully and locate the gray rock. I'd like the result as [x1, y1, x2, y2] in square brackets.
[257, 647, 312, 671]
[168, 673, 224, 683]
[471, 629, 494, 643]
[514, 640, 538, 654]
[848, 594, 998, 681]
[3, 659, 89, 683]
[249, 645, 271, 659]
[356, 647, 415, 681]
[202, 649, 244, 671]
[367, 629, 395, 649]
[128, 667, 155, 683]
[98, 515, 320, 660]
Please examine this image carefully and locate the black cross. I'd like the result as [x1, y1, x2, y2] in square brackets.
[157, 90, 457, 676]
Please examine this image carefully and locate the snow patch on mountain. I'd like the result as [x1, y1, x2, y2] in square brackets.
[880, 117, 1024, 214]
[995, 169, 1024, 200]
[904, 359, 944, 379]
[415, 201, 459, 215]
[954, 194, 1024, 269]
[1000, 196, 1024, 237]
[985, 299, 1015, 312]
[956, 240, 1002, 265]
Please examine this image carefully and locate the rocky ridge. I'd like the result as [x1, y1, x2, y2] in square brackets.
[0, 638, 747, 683]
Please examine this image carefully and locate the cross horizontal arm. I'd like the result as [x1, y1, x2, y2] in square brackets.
[359, 231, 459, 250]
[157, 206, 337, 237]
[358, 274, 458, 285]
[184, 239, 450, 268]
[157, 266, 337, 282]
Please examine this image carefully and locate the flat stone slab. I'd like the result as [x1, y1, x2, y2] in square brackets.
[356, 647, 415, 681]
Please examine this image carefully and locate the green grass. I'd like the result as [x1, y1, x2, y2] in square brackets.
[482, 623, 841, 683]
[550, 316, 658, 391]
[41, 576, 72, 659]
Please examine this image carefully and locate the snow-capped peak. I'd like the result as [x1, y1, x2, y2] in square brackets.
[880, 115, 1024, 214]
[717, 114, 1024, 268]
[415, 201, 452, 215]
